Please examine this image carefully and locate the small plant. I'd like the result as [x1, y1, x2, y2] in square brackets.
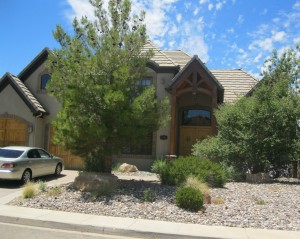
[112, 162, 122, 172]
[175, 186, 203, 211]
[47, 186, 62, 196]
[142, 188, 156, 202]
[183, 175, 210, 194]
[151, 159, 167, 174]
[254, 197, 266, 205]
[22, 182, 37, 199]
[38, 181, 47, 192]
[211, 197, 224, 204]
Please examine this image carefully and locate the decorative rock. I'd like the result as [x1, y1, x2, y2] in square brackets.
[118, 163, 138, 173]
[73, 172, 118, 192]
[246, 173, 271, 183]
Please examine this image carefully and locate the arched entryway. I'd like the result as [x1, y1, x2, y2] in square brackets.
[167, 56, 224, 156]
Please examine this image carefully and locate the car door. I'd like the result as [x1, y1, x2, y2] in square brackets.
[26, 149, 44, 177]
[37, 149, 56, 175]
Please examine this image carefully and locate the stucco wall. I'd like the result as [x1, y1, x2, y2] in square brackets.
[154, 72, 174, 159]
[0, 85, 36, 145]
[24, 64, 61, 124]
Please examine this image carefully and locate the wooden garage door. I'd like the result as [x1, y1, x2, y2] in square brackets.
[0, 118, 27, 147]
[49, 126, 84, 170]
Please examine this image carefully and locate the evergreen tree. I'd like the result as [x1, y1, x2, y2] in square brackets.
[47, 0, 169, 172]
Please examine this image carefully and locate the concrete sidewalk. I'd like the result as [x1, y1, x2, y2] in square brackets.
[0, 171, 299, 239]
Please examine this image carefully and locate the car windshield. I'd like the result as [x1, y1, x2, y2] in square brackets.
[0, 149, 24, 158]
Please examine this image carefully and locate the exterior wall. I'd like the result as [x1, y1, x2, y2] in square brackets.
[154, 72, 174, 159]
[23, 64, 61, 148]
[0, 85, 35, 145]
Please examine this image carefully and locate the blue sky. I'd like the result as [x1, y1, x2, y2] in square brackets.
[1, 0, 300, 79]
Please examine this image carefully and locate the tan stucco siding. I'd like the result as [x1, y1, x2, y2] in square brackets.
[23, 64, 61, 124]
[154, 72, 174, 159]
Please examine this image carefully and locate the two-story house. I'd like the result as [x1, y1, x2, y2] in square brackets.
[0, 41, 257, 170]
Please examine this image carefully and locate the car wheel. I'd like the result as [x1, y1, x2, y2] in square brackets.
[54, 163, 62, 176]
[21, 169, 32, 184]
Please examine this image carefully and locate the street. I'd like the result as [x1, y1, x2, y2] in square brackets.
[0, 222, 143, 239]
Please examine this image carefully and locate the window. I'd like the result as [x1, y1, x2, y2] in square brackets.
[40, 74, 51, 90]
[122, 133, 153, 155]
[137, 77, 152, 88]
[182, 109, 211, 126]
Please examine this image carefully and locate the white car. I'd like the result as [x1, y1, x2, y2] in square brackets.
[0, 146, 64, 183]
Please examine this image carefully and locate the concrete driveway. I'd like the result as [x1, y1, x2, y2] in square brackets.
[0, 170, 79, 204]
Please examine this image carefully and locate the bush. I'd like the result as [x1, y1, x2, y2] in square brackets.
[222, 163, 246, 181]
[183, 175, 210, 194]
[142, 188, 156, 202]
[159, 156, 226, 187]
[151, 159, 167, 174]
[22, 182, 37, 199]
[175, 186, 203, 211]
[38, 181, 47, 192]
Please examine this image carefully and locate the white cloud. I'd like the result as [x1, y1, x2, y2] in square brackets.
[65, 0, 98, 22]
[216, 2, 223, 11]
[293, 1, 300, 9]
[199, 0, 209, 4]
[293, 36, 300, 44]
[253, 53, 262, 63]
[176, 13, 182, 23]
[227, 28, 234, 33]
[208, 3, 214, 11]
[272, 31, 286, 42]
[193, 7, 199, 15]
[180, 35, 209, 62]
[260, 8, 268, 15]
[237, 15, 244, 24]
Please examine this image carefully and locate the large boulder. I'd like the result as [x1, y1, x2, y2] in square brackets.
[73, 172, 118, 192]
[118, 163, 138, 173]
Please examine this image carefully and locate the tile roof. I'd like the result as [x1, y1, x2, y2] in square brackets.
[0, 73, 47, 116]
[142, 41, 177, 67]
[210, 69, 258, 103]
[162, 50, 191, 70]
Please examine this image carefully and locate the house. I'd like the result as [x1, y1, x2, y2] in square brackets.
[0, 41, 257, 170]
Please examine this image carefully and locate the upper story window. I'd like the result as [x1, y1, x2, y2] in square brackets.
[182, 109, 211, 126]
[40, 74, 51, 90]
[137, 77, 152, 88]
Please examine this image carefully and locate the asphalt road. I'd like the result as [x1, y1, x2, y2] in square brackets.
[0, 222, 144, 239]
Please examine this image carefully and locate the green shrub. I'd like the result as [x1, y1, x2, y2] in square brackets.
[37, 181, 47, 192]
[159, 156, 226, 187]
[22, 182, 37, 199]
[112, 162, 122, 172]
[222, 163, 246, 182]
[175, 186, 203, 211]
[142, 188, 156, 202]
[151, 159, 167, 174]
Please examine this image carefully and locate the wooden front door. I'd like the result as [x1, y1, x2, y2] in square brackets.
[49, 126, 84, 170]
[0, 118, 27, 147]
[179, 126, 212, 156]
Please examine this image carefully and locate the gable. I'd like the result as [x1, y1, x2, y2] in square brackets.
[0, 73, 47, 116]
[167, 56, 224, 104]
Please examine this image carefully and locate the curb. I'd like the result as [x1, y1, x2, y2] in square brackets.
[0, 214, 219, 239]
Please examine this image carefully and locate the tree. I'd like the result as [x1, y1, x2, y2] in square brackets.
[193, 44, 300, 173]
[46, 0, 169, 172]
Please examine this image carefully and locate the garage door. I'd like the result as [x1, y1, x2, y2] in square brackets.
[49, 126, 84, 170]
[0, 118, 27, 147]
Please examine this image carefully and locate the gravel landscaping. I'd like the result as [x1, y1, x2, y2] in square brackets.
[9, 172, 300, 231]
